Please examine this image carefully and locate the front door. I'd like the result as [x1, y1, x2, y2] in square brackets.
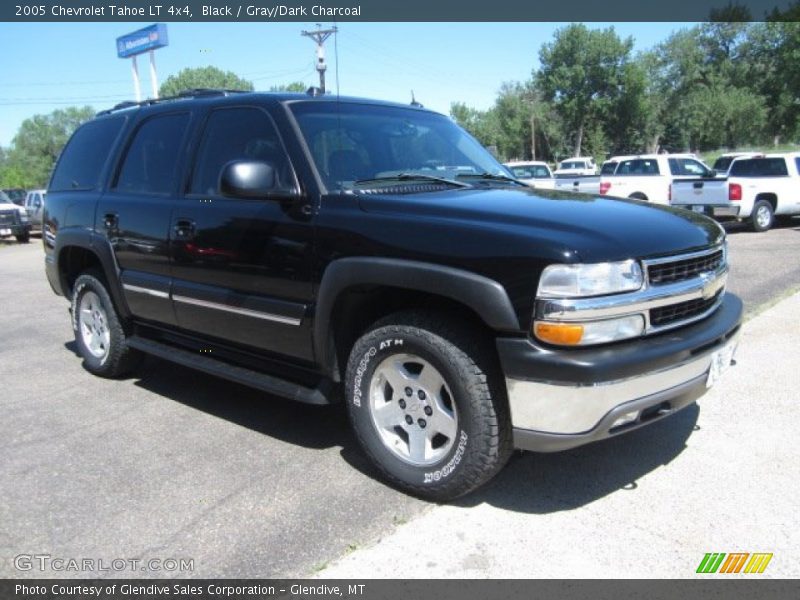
[170, 105, 315, 362]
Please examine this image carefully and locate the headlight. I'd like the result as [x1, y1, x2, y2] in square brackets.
[534, 315, 645, 346]
[537, 260, 643, 298]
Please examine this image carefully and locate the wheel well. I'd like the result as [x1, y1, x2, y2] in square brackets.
[59, 246, 102, 296]
[328, 285, 496, 381]
[629, 192, 648, 201]
[755, 193, 777, 212]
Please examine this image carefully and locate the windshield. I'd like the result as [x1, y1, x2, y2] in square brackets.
[509, 165, 551, 179]
[289, 101, 509, 191]
[0, 191, 11, 204]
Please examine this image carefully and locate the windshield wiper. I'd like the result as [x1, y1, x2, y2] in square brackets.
[354, 173, 471, 188]
[456, 172, 527, 186]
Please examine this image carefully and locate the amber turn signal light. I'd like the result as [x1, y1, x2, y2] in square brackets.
[534, 322, 584, 345]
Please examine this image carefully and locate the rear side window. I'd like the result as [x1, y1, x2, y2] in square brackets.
[730, 158, 788, 177]
[114, 113, 190, 195]
[50, 117, 125, 191]
[617, 159, 660, 176]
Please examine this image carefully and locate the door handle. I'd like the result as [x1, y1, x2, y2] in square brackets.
[173, 218, 196, 240]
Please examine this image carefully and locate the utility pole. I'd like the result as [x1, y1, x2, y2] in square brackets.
[301, 25, 338, 94]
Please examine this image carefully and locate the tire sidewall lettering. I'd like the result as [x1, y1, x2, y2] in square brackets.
[352, 338, 403, 408]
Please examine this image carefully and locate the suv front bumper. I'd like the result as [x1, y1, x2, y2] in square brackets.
[497, 292, 742, 452]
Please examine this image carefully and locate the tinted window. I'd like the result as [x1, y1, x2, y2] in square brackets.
[50, 117, 125, 191]
[600, 161, 617, 175]
[190, 107, 291, 195]
[669, 158, 710, 176]
[795, 157, 800, 175]
[617, 158, 660, 176]
[115, 113, 190, 195]
[713, 157, 734, 172]
[729, 158, 789, 177]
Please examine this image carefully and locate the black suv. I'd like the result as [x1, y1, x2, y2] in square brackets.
[44, 90, 742, 500]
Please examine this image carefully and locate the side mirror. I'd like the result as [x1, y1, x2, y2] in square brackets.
[219, 160, 287, 199]
[34, 199, 42, 208]
[708, 169, 717, 178]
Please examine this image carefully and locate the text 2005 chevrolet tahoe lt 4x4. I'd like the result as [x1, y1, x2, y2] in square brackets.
[43, 90, 741, 500]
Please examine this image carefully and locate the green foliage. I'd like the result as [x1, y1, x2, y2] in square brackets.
[537, 24, 636, 157]
[159, 66, 254, 97]
[0, 106, 94, 189]
[269, 82, 307, 92]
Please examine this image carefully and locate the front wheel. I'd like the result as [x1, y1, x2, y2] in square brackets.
[16, 233, 30, 243]
[345, 311, 512, 501]
[751, 200, 774, 232]
[71, 270, 141, 377]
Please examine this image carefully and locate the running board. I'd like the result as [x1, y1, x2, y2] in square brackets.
[127, 336, 331, 405]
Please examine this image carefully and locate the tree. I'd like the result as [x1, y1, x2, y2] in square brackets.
[159, 66, 254, 97]
[269, 82, 307, 92]
[3, 106, 95, 188]
[537, 24, 635, 157]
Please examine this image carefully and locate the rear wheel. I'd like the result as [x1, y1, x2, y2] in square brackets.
[71, 270, 142, 377]
[15, 233, 30, 243]
[751, 200, 774, 232]
[628, 192, 648, 201]
[345, 311, 512, 501]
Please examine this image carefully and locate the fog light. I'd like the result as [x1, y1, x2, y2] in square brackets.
[611, 411, 640, 429]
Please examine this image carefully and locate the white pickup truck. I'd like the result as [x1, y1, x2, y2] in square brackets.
[671, 153, 800, 232]
[599, 154, 714, 205]
[553, 159, 619, 195]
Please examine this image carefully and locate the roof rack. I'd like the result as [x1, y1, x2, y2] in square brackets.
[96, 88, 250, 116]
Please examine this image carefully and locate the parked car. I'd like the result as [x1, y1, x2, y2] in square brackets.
[0, 190, 32, 243]
[23, 189, 46, 232]
[2, 188, 27, 207]
[553, 159, 619, 195]
[44, 90, 741, 500]
[671, 153, 800, 232]
[504, 161, 555, 189]
[554, 156, 596, 177]
[599, 153, 714, 204]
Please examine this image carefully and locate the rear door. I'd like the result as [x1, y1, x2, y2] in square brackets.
[97, 111, 193, 326]
[169, 104, 315, 362]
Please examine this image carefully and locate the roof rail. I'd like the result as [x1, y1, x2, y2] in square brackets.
[96, 88, 250, 116]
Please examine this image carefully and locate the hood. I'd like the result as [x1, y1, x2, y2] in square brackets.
[356, 186, 724, 263]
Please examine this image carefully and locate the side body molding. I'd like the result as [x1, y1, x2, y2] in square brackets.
[313, 257, 521, 373]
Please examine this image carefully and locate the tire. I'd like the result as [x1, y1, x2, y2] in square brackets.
[751, 200, 774, 232]
[628, 193, 648, 201]
[16, 233, 30, 243]
[345, 310, 512, 501]
[71, 270, 142, 377]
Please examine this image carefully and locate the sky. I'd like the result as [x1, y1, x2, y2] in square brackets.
[0, 22, 695, 147]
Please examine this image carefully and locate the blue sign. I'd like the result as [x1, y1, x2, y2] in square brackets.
[116, 24, 168, 59]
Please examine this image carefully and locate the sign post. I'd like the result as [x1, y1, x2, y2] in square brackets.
[116, 24, 169, 102]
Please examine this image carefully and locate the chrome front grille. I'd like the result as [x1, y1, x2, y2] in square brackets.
[650, 289, 723, 327]
[647, 249, 723, 284]
[0, 210, 18, 226]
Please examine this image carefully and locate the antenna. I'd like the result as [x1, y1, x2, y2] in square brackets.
[301, 25, 338, 94]
[410, 90, 423, 108]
